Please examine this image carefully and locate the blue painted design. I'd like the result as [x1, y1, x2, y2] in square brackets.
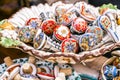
[30, 21, 38, 28]
[65, 43, 75, 52]
[104, 65, 117, 79]
[0, 58, 81, 80]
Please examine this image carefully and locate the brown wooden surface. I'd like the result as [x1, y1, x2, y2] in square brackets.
[0, 46, 28, 64]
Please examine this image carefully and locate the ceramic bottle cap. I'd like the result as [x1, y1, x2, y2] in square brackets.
[33, 29, 60, 52]
[61, 38, 79, 53]
[86, 26, 103, 43]
[55, 4, 67, 16]
[57, 11, 77, 26]
[79, 33, 97, 51]
[4, 57, 13, 67]
[39, 11, 55, 21]
[71, 17, 87, 34]
[26, 18, 42, 29]
[104, 65, 117, 79]
[18, 26, 37, 43]
[41, 19, 57, 35]
[98, 15, 111, 30]
[53, 25, 70, 42]
[33, 29, 46, 49]
[20, 63, 37, 75]
[79, 2, 96, 21]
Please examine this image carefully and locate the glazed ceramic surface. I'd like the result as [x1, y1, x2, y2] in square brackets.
[0, 58, 81, 80]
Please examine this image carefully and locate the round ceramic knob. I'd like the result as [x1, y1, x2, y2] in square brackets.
[57, 11, 77, 26]
[79, 2, 96, 21]
[98, 15, 111, 30]
[20, 63, 37, 75]
[33, 29, 60, 51]
[18, 26, 36, 43]
[53, 25, 70, 42]
[33, 29, 46, 49]
[71, 17, 87, 34]
[79, 33, 97, 51]
[39, 11, 55, 21]
[86, 26, 103, 43]
[41, 19, 57, 35]
[104, 65, 117, 80]
[55, 4, 67, 16]
[61, 38, 79, 53]
[26, 18, 42, 28]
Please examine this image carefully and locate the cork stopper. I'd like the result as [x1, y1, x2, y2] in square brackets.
[13, 74, 21, 80]
[4, 57, 13, 67]
[22, 63, 33, 74]
[28, 56, 36, 64]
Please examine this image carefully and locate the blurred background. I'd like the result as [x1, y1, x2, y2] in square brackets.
[0, 0, 47, 20]
[0, 0, 120, 21]
[0, 0, 89, 20]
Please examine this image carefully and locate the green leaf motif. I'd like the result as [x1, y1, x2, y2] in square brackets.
[0, 37, 20, 48]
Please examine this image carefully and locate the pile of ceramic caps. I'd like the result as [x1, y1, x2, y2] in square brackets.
[6, 1, 120, 54]
[0, 56, 77, 80]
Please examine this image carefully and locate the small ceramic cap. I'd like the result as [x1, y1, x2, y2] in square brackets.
[26, 18, 42, 28]
[79, 33, 97, 51]
[41, 19, 57, 35]
[39, 11, 55, 21]
[58, 12, 77, 25]
[79, 2, 96, 21]
[71, 17, 87, 34]
[33, 29, 46, 49]
[86, 26, 103, 43]
[55, 4, 67, 16]
[53, 25, 70, 42]
[61, 38, 78, 53]
[98, 15, 111, 30]
[18, 26, 37, 43]
[104, 65, 117, 79]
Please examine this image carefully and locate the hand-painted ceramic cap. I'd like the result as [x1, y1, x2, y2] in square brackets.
[86, 26, 103, 43]
[34, 29, 60, 52]
[61, 38, 79, 53]
[71, 17, 87, 34]
[79, 2, 96, 21]
[41, 19, 57, 35]
[79, 33, 97, 51]
[55, 4, 67, 16]
[57, 11, 77, 26]
[98, 15, 111, 30]
[33, 29, 46, 49]
[18, 26, 36, 43]
[104, 65, 117, 80]
[39, 11, 55, 21]
[53, 25, 70, 42]
[26, 18, 42, 29]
